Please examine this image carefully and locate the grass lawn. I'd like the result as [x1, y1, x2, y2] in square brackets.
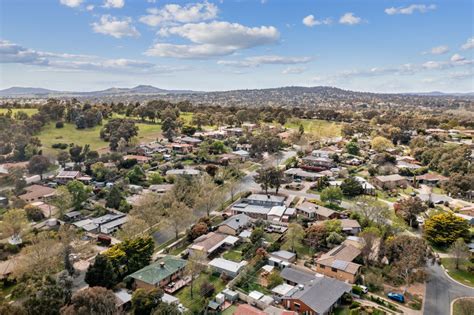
[453, 298, 474, 315]
[333, 307, 350, 315]
[175, 271, 226, 311]
[441, 258, 474, 287]
[281, 239, 311, 258]
[222, 243, 245, 262]
[375, 190, 399, 202]
[38, 119, 162, 156]
[168, 241, 190, 256]
[285, 118, 341, 138]
[0, 108, 38, 116]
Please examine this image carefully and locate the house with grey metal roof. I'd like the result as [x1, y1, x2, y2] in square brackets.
[282, 276, 351, 314]
[280, 267, 317, 286]
[217, 214, 251, 236]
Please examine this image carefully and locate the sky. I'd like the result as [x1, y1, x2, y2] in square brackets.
[0, 0, 473, 93]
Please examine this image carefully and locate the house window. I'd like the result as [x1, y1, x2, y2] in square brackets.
[294, 303, 300, 310]
[319, 264, 325, 269]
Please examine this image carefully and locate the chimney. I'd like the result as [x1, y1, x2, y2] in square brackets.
[160, 262, 165, 268]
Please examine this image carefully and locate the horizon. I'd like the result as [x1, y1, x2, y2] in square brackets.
[1, 0, 473, 93]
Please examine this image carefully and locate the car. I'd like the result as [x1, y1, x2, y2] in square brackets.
[387, 292, 405, 303]
[359, 285, 369, 294]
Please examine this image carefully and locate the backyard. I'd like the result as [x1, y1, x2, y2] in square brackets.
[175, 271, 226, 311]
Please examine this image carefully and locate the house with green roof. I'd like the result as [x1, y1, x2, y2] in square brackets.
[126, 256, 187, 290]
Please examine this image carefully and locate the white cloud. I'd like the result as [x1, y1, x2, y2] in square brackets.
[146, 21, 279, 58]
[92, 15, 140, 38]
[282, 67, 306, 74]
[0, 40, 186, 74]
[339, 13, 363, 25]
[86, 5, 94, 11]
[422, 61, 443, 69]
[59, 0, 84, 8]
[385, 4, 436, 15]
[450, 54, 465, 62]
[103, 0, 124, 9]
[217, 55, 312, 67]
[424, 45, 449, 55]
[461, 37, 474, 50]
[140, 1, 218, 27]
[302, 15, 332, 27]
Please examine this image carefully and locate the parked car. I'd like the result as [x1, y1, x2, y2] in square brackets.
[359, 285, 369, 294]
[387, 292, 404, 303]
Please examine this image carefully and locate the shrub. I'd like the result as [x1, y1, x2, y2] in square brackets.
[200, 282, 215, 298]
[350, 301, 361, 309]
[55, 121, 64, 128]
[52, 143, 68, 149]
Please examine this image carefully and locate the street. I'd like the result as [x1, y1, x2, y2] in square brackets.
[423, 263, 474, 315]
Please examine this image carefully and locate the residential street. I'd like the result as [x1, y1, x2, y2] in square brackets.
[423, 263, 474, 315]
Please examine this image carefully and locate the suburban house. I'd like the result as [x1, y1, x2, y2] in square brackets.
[165, 169, 200, 177]
[19, 185, 56, 203]
[190, 232, 239, 257]
[208, 258, 247, 278]
[127, 256, 187, 290]
[284, 168, 324, 181]
[55, 170, 81, 183]
[301, 156, 335, 171]
[231, 194, 287, 220]
[415, 173, 449, 186]
[73, 213, 127, 234]
[315, 244, 362, 284]
[296, 202, 337, 221]
[139, 142, 167, 156]
[372, 174, 408, 190]
[123, 155, 151, 164]
[354, 177, 376, 195]
[312, 147, 340, 158]
[280, 267, 318, 286]
[282, 276, 351, 315]
[148, 184, 174, 194]
[217, 214, 251, 236]
[340, 219, 362, 235]
[169, 143, 193, 154]
[269, 250, 297, 268]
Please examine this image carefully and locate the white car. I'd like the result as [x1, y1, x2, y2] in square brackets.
[359, 285, 369, 294]
[416, 216, 425, 225]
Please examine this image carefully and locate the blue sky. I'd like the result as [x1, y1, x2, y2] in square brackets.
[0, 0, 473, 92]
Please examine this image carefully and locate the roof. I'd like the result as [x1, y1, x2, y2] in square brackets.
[320, 243, 361, 262]
[285, 276, 351, 314]
[284, 168, 324, 178]
[270, 250, 296, 261]
[317, 257, 361, 275]
[340, 219, 361, 231]
[218, 214, 251, 231]
[280, 267, 317, 285]
[114, 289, 132, 306]
[268, 206, 287, 218]
[127, 256, 187, 285]
[124, 155, 151, 162]
[246, 194, 286, 204]
[191, 232, 238, 254]
[19, 185, 56, 200]
[416, 173, 449, 181]
[56, 170, 80, 179]
[374, 174, 406, 182]
[231, 203, 272, 215]
[297, 202, 335, 217]
[162, 293, 179, 304]
[208, 258, 247, 273]
[272, 283, 296, 296]
[166, 169, 200, 176]
[234, 304, 266, 315]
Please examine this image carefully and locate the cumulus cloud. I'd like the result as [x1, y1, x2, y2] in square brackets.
[92, 15, 140, 38]
[339, 13, 363, 25]
[59, 0, 84, 8]
[423, 45, 449, 55]
[217, 55, 312, 67]
[140, 1, 218, 27]
[86, 5, 94, 11]
[302, 15, 332, 27]
[146, 21, 279, 58]
[385, 4, 436, 15]
[282, 67, 307, 74]
[103, 0, 124, 9]
[461, 37, 474, 50]
[0, 40, 185, 74]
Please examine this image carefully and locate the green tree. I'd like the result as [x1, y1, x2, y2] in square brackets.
[345, 141, 359, 155]
[424, 212, 470, 247]
[161, 117, 177, 141]
[371, 136, 393, 152]
[394, 197, 426, 228]
[23, 277, 68, 315]
[66, 180, 92, 210]
[267, 270, 283, 289]
[254, 167, 272, 194]
[285, 223, 305, 253]
[320, 186, 343, 205]
[127, 165, 146, 185]
[450, 238, 469, 270]
[84, 255, 117, 289]
[250, 227, 265, 244]
[28, 155, 51, 179]
[131, 288, 163, 315]
[105, 186, 123, 209]
[61, 286, 116, 315]
[340, 176, 364, 197]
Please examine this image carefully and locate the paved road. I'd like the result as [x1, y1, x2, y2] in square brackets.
[424, 263, 474, 315]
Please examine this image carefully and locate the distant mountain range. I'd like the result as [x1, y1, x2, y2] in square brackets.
[0, 85, 195, 97]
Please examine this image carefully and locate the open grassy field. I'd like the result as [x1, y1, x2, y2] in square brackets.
[0, 108, 38, 116]
[285, 118, 341, 138]
[38, 120, 162, 156]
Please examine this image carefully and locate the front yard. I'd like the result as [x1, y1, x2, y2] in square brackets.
[441, 258, 474, 287]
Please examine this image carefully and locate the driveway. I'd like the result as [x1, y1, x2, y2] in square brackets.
[424, 262, 474, 315]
